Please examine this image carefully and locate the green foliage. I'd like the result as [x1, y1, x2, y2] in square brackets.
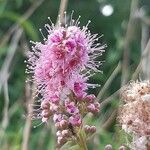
[0, 11, 38, 40]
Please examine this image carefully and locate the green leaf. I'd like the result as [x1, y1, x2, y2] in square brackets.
[0, 11, 39, 40]
[0, 0, 7, 14]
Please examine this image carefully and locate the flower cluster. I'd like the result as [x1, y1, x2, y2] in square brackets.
[26, 15, 104, 147]
[118, 80, 150, 150]
[105, 144, 126, 150]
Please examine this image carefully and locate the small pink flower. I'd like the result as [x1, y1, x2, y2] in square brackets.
[69, 114, 82, 126]
[73, 78, 87, 98]
[87, 102, 100, 113]
[48, 28, 64, 43]
[50, 95, 59, 104]
[85, 94, 96, 103]
[41, 100, 50, 109]
[66, 102, 79, 114]
[65, 39, 76, 50]
[94, 102, 100, 109]
[87, 104, 96, 111]
[59, 120, 68, 128]
[41, 109, 50, 118]
[51, 45, 65, 60]
[53, 114, 62, 123]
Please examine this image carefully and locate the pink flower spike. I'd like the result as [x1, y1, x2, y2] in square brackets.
[26, 13, 105, 147]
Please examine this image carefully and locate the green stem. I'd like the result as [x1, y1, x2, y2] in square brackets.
[77, 130, 88, 150]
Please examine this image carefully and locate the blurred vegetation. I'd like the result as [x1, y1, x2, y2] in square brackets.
[0, 0, 150, 150]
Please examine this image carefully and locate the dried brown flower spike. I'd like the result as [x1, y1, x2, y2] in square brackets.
[121, 80, 150, 103]
[118, 80, 150, 150]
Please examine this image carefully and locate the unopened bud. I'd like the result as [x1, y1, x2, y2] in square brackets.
[90, 126, 96, 133]
[55, 120, 68, 130]
[41, 109, 52, 118]
[105, 144, 112, 150]
[55, 122, 61, 129]
[84, 125, 96, 134]
[119, 145, 126, 150]
[60, 120, 68, 129]
[41, 100, 50, 109]
[85, 94, 96, 103]
[62, 129, 70, 137]
[94, 102, 100, 109]
[56, 130, 61, 137]
[57, 136, 67, 146]
[42, 117, 48, 122]
[87, 104, 95, 112]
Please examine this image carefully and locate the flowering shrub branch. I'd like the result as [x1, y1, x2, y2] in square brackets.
[26, 13, 105, 149]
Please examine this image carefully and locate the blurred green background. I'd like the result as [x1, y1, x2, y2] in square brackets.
[0, 0, 150, 149]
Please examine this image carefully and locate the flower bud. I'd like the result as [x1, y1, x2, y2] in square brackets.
[84, 125, 96, 134]
[62, 129, 70, 137]
[69, 114, 81, 127]
[51, 95, 59, 104]
[50, 104, 58, 112]
[55, 122, 61, 129]
[41, 100, 50, 109]
[57, 136, 66, 146]
[119, 145, 126, 150]
[56, 130, 62, 137]
[94, 102, 100, 109]
[105, 144, 112, 150]
[42, 117, 48, 122]
[85, 94, 96, 103]
[41, 109, 52, 118]
[90, 126, 96, 133]
[60, 120, 68, 129]
[66, 102, 79, 114]
[87, 104, 95, 112]
[84, 125, 90, 133]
